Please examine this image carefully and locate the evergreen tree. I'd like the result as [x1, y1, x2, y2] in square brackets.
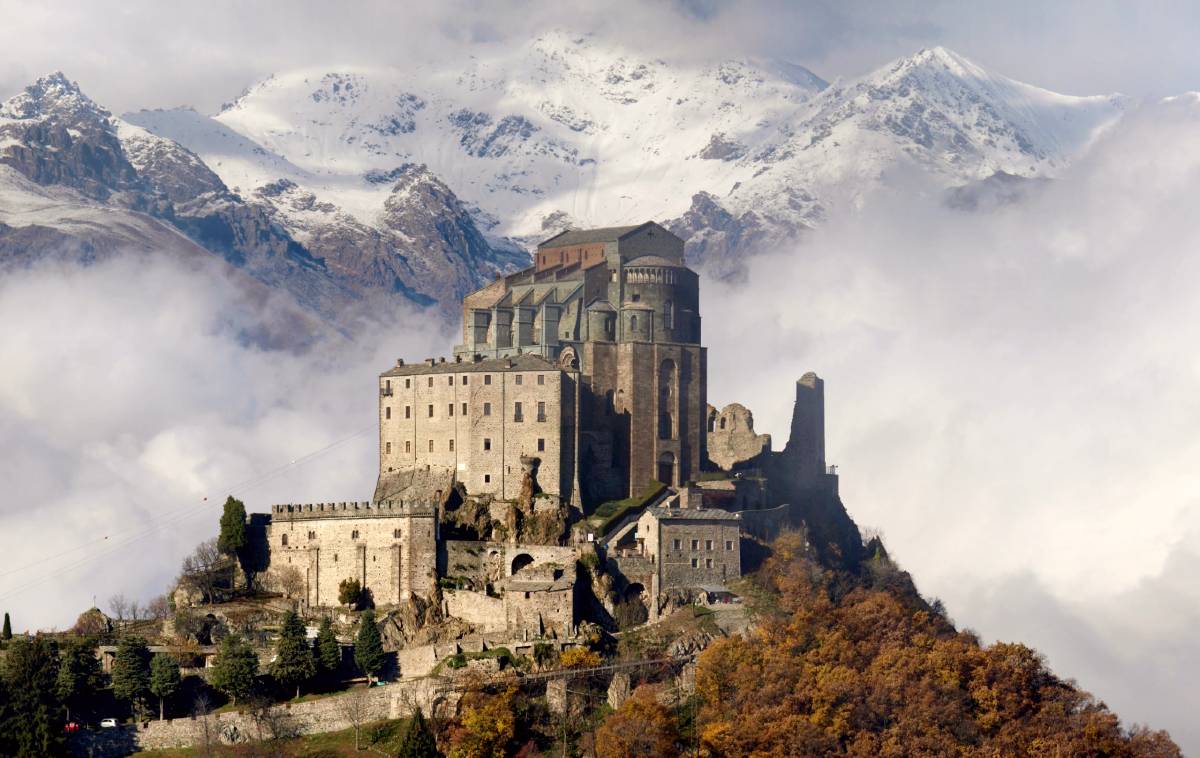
[315, 616, 341, 678]
[397, 707, 440, 757]
[2, 611, 11, 640]
[1, 636, 64, 757]
[56, 638, 102, 722]
[217, 496, 248, 588]
[149, 654, 181, 721]
[353, 610, 385, 684]
[270, 610, 316, 699]
[210, 634, 259, 706]
[111, 636, 151, 711]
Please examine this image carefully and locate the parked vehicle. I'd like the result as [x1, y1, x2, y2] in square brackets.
[99, 718, 118, 728]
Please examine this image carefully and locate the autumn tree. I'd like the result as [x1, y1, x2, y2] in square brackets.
[56, 637, 102, 722]
[558, 647, 602, 670]
[354, 610, 385, 684]
[271, 610, 316, 698]
[111, 636, 152, 714]
[210, 634, 259, 706]
[149, 654, 181, 721]
[596, 685, 678, 758]
[448, 682, 518, 758]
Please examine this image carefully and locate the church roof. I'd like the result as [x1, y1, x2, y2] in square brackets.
[537, 223, 650, 248]
[380, 353, 560, 377]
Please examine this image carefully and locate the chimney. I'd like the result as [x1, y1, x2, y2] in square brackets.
[396, 358, 405, 367]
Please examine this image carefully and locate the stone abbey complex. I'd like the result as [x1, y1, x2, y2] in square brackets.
[249, 222, 846, 651]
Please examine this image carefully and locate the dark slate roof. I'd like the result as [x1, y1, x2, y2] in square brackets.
[380, 353, 560, 378]
[645, 506, 741, 522]
[537, 223, 649, 248]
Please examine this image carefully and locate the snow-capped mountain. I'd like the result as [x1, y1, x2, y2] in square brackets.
[1, 37, 1129, 325]
[125, 34, 1125, 279]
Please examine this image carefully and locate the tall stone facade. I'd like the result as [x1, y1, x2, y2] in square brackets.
[455, 222, 707, 502]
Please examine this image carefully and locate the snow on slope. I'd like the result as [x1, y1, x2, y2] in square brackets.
[125, 34, 1127, 274]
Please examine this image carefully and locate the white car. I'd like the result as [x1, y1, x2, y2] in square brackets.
[99, 718, 118, 728]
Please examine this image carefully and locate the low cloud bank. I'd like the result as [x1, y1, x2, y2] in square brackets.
[0, 254, 450, 630]
[703, 94, 1200, 750]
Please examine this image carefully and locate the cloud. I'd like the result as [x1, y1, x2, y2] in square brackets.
[0, 253, 451, 630]
[701, 94, 1200, 750]
[3, 0, 1199, 114]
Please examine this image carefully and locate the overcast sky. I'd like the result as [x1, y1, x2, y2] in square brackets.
[1, 0, 1199, 113]
[1, 0, 1198, 752]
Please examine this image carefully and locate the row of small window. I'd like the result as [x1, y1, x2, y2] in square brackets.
[384, 438, 547, 454]
[672, 539, 734, 551]
[691, 558, 717, 568]
[383, 373, 547, 391]
[280, 527, 403, 547]
[385, 401, 547, 422]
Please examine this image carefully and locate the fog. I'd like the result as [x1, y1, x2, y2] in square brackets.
[0, 254, 450, 629]
[702, 94, 1200, 750]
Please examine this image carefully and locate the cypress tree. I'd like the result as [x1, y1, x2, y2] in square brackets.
[149, 654, 181, 721]
[270, 610, 316, 699]
[210, 634, 259, 706]
[353, 610, 385, 684]
[217, 496, 248, 588]
[111, 636, 151, 710]
[2, 612, 11, 640]
[315, 616, 341, 678]
[397, 707, 440, 757]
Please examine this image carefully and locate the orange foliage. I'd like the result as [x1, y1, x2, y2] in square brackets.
[694, 532, 1181, 757]
[559, 646, 603, 670]
[596, 685, 679, 758]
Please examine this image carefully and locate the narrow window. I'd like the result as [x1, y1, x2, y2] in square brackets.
[706, 558, 713, 568]
[462, 376, 468, 385]
[428, 439, 434, 452]
[515, 374, 523, 385]
[672, 539, 681, 550]
[393, 529, 401, 538]
[385, 441, 392, 454]
[484, 473, 491, 483]
[427, 377, 433, 387]
[448, 376, 453, 386]
[405, 440, 411, 453]
[449, 439, 455, 452]
[461, 402, 467, 415]
[537, 374, 545, 386]
[690, 558, 698, 568]
[705, 540, 713, 551]
[537, 401, 546, 422]
[352, 530, 359, 539]
[483, 402, 492, 416]
[483, 438, 492, 451]
[334, 554, 338, 563]
[537, 438, 545, 452]
[514, 401, 523, 421]
[308, 530, 315, 540]
[385, 406, 391, 419]
[385, 379, 392, 392]
[405, 378, 411, 389]
[405, 405, 411, 419]
[485, 374, 492, 385]
[281, 534, 288, 546]
[428, 404, 434, 418]
[449, 403, 455, 417]
[691, 539, 699, 551]
[726, 540, 733, 551]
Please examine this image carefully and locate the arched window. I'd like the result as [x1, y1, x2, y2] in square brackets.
[719, 417, 726, 430]
[630, 314, 638, 333]
[658, 359, 677, 440]
[511, 553, 535, 575]
[657, 452, 675, 485]
[281, 533, 288, 546]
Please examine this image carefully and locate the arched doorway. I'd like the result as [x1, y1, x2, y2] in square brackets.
[510, 553, 535, 576]
[657, 452, 675, 485]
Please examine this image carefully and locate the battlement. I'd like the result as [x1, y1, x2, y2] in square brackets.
[270, 500, 437, 521]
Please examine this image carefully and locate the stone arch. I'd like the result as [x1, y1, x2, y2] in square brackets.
[707, 407, 718, 433]
[624, 582, 645, 601]
[511, 553, 535, 576]
[657, 451, 676, 485]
